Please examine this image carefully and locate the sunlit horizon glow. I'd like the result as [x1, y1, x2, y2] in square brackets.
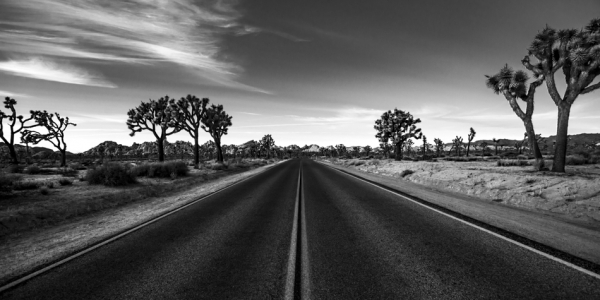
[1, 0, 599, 153]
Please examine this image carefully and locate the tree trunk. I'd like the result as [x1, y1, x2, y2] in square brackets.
[466, 142, 471, 157]
[523, 119, 544, 170]
[157, 139, 165, 162]
[215, 140, 224, 163]
[194, 133, 199, 167]
[394, 142, 402, 161]
[495, 145, 498, 155]
[553, 104, 571, 172]
[7, 143, 18, 165]
[60, 150, 66, 167]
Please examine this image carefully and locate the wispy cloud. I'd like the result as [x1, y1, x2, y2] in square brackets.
[235, 111, 262, 116]
[0, 57, 117, 88]
[0, 0, 268, 92]
[0, 89, 28, 98]
[287, 107, 383, 123]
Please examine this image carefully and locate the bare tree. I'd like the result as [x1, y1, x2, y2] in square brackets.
[0, 97, 39, 164]
[24, 111, 76, 167]
[201, 104, 232, 163]
[176, 95, 209, 167]
[126, 96, 181, 162]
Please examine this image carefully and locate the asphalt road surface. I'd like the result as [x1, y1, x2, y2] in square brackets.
[2, 158, 600, 299]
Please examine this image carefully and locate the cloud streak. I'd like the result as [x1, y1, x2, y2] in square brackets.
[0, 57, 117, 88]
[0, 0, 267, 92]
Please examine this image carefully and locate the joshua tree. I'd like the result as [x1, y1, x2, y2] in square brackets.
[492, 138, 500, 155]
[335, 144, 346, 157]
[374, 109, 422, 161]
[363, 145, 372, 157]
[0, 97, 39, 164]
[260, 134, 275, 158]
[405, 139, 414, 156]
[127, 96, 181, 162]
[434, 138, 444, 157]
[176, 95, 209, 167]
[421, 135, 428, 156]
[480, 141, 489, 156]
[24, 111, 76, 167]
[201, 104, 231, 163]
[452, 136, 463, 156]
[515, 141, 524, 154]
[486, 65, 544, 168]
[520, 19, 600, 172]
[465, 128, 476, 157]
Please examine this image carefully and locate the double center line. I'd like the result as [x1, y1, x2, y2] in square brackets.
[285, 164, 310, 300]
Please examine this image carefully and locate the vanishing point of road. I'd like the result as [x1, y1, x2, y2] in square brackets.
[2, 158, 600, 299]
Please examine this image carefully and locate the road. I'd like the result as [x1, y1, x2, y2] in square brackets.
[2, 158, 600, 299]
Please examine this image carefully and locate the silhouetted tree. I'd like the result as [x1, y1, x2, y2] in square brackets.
[374, 109, 422, 161]
[452, 136, 463, 156]
[127, 96, 181, 162]
[176, 95, 209, 167]
[260, 134, 275, 158]
[421, 135, 428, 157]
[201, 104, 231, 163]
[24, 111, 76, 167]
[486, 65, 544, 169]
[466, 128, 476, 157]
[521, 19, 600, 172]
[480, 141, 489, 156]
[0, 97, 39, 164]
[364, 145, 372, 157]
[434, 138, 444, 157]
[492, 138, 500, 155]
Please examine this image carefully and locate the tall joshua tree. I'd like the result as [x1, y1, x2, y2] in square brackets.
[434, 138, 444, 157]
[466, 128, 476, 157]
[486, 65, 544, 168]
[24, 111, 76, 167]
[452, 136, 463, 156]
[521, 19, 600, 172]
[127, 96, 181, 162]
[492, 138, 500, 155]
[421, 135, 428, 156]
[0, 97, 39, 164]
[176, 95, 209, 167]
[201, 104, 232, 163]
[374, 109, 422, 161]
[260, 134, 275, 159]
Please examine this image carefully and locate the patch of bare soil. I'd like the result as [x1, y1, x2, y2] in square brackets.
[334, 158, 600, 224]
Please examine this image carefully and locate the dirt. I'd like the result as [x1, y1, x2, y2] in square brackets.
[333, 159, 600, 224]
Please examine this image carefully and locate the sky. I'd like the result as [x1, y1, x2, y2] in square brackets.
[1, 0, 599, 153]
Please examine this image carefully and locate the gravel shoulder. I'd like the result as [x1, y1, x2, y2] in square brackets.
[319, 159, 600, 266]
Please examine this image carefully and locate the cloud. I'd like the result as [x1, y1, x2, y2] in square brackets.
[287, 107, 383, 123]
[0, 57, 117, 88]
[0, 0, 268, 92]
[0, 90, 28, 98]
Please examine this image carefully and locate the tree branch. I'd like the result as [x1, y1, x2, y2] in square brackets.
[581, 81, 600, 94]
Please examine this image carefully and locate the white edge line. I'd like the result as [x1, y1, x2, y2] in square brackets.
[0, 161, 286, 293]
[299, 165, 311, 300]
[321, 162, 600, 281]
[284, 168, 301, 300]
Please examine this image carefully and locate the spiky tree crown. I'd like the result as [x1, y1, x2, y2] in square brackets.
[201, 104, 232, 140]
[260, 134, 275, 149]
[374, 109, 422, 145]
[176, 95, 209, 138]
[468, 127, 476, 142]
[486, 65, 533, 100]
[127, 96, 181, 138]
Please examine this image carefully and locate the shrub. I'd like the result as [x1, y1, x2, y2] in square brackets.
[497, 159, 529, 167]
[86, 163, 137, 186]
[576, 150, 591, 159]
[533, 159, 546, 171]
[44, 181, 54, 188]
[59, 167, 78, 177]
[131, 161, 189, 178]
[0, 173, 21, 192]
[39, 186, 49, 195]
[58, 178, 73, 186]
[566, 155, 587, 165]
[6, 164, 22, 173]
[13, 180, 39, 190]
[68, 162, 86, 170]
[400, 169, 414, 177]
[24, 165, 41, 174]
[211, 163, 228, 170]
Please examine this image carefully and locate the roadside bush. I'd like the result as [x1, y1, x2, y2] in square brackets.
[13, 180, 39, 190]
[6, 164, 22, 173]
[566, 155, 587, 165]
[39, 186, 49, 195]
[131, 161, 189, 178]
[58, 178, 73, 186]
[400, 169, 414, 177]
[497, 159, 530, 167]
[86, 163, 137, 186]
[24, 165, 41, 174]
